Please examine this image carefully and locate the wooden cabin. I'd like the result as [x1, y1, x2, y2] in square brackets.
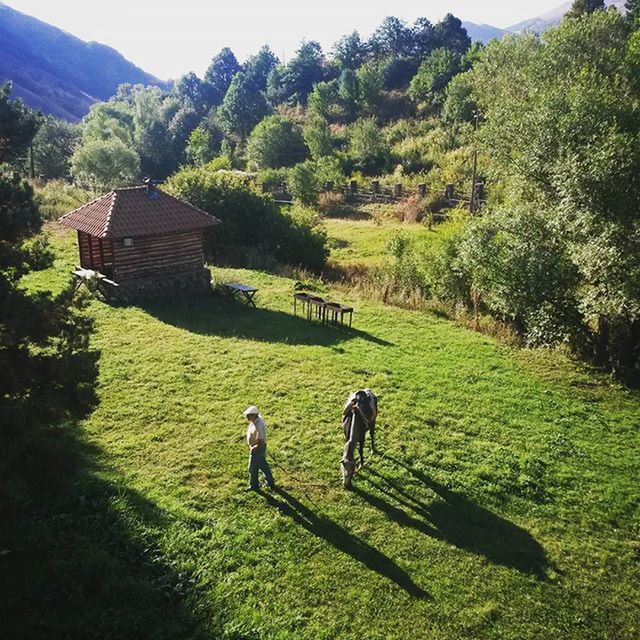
[58, 183, 220, 300]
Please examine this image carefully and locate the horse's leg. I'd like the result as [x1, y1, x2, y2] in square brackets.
[358, 430, 365, 467]
[370, 420, 376, 453]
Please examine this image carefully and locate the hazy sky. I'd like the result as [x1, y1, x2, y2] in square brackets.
[4, 0, 565, 79]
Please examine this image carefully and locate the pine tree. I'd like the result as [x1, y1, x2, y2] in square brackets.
[626, 0, 640, 27]
[566, 0, 606, 19]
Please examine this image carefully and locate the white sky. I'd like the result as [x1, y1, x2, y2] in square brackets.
[4, 0, 565, 80]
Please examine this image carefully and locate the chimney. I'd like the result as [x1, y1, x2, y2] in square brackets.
[143, 177, 161, 199]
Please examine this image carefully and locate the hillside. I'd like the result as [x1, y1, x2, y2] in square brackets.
[0, 2, 165, 121]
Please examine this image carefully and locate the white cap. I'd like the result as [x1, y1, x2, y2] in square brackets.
[243, 405, 259, 416]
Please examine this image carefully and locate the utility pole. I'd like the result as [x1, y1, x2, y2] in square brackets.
[470, 110, 479, 214]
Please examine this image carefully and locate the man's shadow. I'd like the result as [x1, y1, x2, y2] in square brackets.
[355, 456, 550, 579]
[263, 487, 429, 599]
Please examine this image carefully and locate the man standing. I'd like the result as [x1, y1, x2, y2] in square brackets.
[243, 405, 275, 491]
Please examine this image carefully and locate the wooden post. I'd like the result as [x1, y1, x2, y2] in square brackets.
[418, 183, 427, 198]
[349, 180, 358, 194]
[394, 183, 403, 199]
[325, 180, 334, 192]
[445, 183, 454, 201]
[371, 180, 380, 194]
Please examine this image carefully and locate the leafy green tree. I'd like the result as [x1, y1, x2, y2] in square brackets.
[566, 0, 605, 19]
[186, 124, 221, 166]
[246, 115, 307, 169]
[471, 10, 640, 377]
[434, 13, 471, 55]
[217, 72, 270, 142]
[626, 0, 640, 27]
[266, 65, 287, 105]
[307, 81, 339, 119]
[82, 101, 134, 145]
[0, 86, 97, 493]
[409, 48, 461, 106]
[412, 17, 436, 58]
[369, 17, 414, 58]
[71, 137, 140, 190]
[288, 160, 320, 205]
[356, 63, 383, 114]
[442, 71, 476, 122]
[280, 41, 326, 104]
[338, 69, 359, 119]
[0, 82, 39, 166]
[32, 116, 80, 178]
[204, 48, 241, 106]
[173, 72, 208, 113]
[303, 114, 334, 159]
[332, 31, 369, 70]
[378, 56, 420, 90]
[244, 45, 279, 91]
[348, 117, 389, 174]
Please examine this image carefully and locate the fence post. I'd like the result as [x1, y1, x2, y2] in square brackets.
[418, 183, 427, 198]
[371, 180, 380, 194]
[349, 180, 358, 194]
[444, 183, 454, 201]
[325, 180, 334, 192]
[394, 183, 403, 199]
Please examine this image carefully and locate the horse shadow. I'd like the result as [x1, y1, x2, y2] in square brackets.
[262, 487, 429, 599]
[356, 457, 550, 579]
[139, 296, 393, 347]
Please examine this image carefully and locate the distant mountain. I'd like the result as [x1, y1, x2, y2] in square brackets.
[464, 0, 626, 44]
[0, 2, 166, 121]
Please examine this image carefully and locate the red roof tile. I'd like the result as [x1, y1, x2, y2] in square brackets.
[58, 186, 220, 239]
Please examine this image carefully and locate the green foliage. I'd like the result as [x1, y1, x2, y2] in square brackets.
[165, 165, 327, 269]
[378, 57, 420, 90]
[30, 116, 80, 179]
[279, 204, 329, 269]
[369, 17, 414, 58]
[82, 101, 134, 145]
[307, 80, 339, 120]
[627, 0, 640, 27]
[0, 82, 39, 166]
[442, 71, 476, 123]
[33, 180, 95, 220]
[246, 115, 307, 169]
[433, 13, 471, 55]
[288, 160, 320, 205]
[280, 41, 326, 105]
[332, 31, 369, 70]
[356, 63, 384, 114]
[409, 48, 461, 108]
[244, 45, 279, 92]
[566, 0, 606, 19]
[185, 124, 220, 167]
[217, 72, 270, 142]
[338, 69, 359, 118]
[348, 118, 390, 174]
[303, 114, 334, 159]
[203, 47, 241, 106]
[71, 137, 140, 190]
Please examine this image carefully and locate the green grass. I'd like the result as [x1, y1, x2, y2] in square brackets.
[325, 217, 436, 267]
[5, 226, 640, 640]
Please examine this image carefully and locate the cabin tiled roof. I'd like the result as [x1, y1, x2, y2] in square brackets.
[58, 186, 220, 239]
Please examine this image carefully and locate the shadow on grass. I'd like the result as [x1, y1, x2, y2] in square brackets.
[140, 295, 393, 347]
[263, 487, 429, 599]
[0, 427, 214, 638]
[357, 457, 550, 579]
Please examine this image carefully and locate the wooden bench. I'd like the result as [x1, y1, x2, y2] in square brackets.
[324, 301, 354, 327]
[293, 291, 354, 327]
[72, 267, 119, 300]
[223, 282, 258, 307]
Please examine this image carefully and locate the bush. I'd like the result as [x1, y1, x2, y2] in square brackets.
[317, 191, 345, 217]
[165, 165, 328, 270]
[32, 180, 95, 220]
[288, 161, 320, 206]
[394, 194, 426, 223]
[246, 115, 307, 169]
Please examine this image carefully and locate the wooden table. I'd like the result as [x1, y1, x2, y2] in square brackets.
[325, 302, 354, 327]
[306, 294, 328, 321]
[224, 282, 258, 307]
[293, 292, 311, 317]
[72, 267, 119, 300]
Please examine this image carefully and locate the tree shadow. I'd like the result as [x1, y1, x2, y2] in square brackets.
[356, 457, 550, 579]
[139, 295, 393, 346]
[1, 394, 215, 637]
[263, 487, 429, 599]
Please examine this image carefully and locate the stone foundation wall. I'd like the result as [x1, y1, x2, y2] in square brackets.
[101, 268, 211, 302]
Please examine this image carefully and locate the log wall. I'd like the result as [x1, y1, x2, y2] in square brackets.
[112, 231, 204, 282]
[78, 232, 114, 274]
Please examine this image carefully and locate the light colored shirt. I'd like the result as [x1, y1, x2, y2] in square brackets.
[246, 415, 267, 448]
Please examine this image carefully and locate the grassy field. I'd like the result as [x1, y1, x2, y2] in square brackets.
[324, 216, 436, 267]
[4, 226, 639, 640]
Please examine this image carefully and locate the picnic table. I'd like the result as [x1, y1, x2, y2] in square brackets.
[72, 267, 119, 300]
[292, 291, 354, 327]
[223, 282, 258, 307]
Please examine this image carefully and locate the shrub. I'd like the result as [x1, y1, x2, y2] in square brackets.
[288, 161, 320, 206]
[165, 165, 328, 270]
[246, 115, 307, 169]
[394, 194, 425, 223]
[33, 180, 95, 220]
[317, 191, 345, 217]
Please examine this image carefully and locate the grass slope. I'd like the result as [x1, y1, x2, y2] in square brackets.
[4, 228, 639, 640]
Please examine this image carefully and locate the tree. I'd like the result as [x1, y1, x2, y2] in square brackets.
[338, 69, 359, 119]
[442, 71, 476, 122]
[82, 101, 134, 145]
[0, 85, 97, 493]
[369, 17, 414, 58]
[217, 72, 270, 142]
[303, 115, 334, 159]
[0, 82, 39, 166]
[348, 117, 389, 174]
[280, 41, 326, 104]
[307, 81, 339, 119]
[288, 160, 320, 205]
[32, 116, 80, 178]
[566, 0, 606, 19]
[627, 0, 640, 27]
[412, 17, 436, 59]
[332, 31, 369, 70]
[244, 45, 279, 91]
[409, 48, 461, 107]
[434, 13, 471, 55]
[471, 10, 640, 377]
[204, 48, 241, 106]
[246, 115, 307, 169]
[356, 63, 383, 114]
[71, 137, 140, 190]
[173, 72, 208, 113]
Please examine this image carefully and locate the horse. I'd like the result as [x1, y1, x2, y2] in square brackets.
[341, 389, 377, 489]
